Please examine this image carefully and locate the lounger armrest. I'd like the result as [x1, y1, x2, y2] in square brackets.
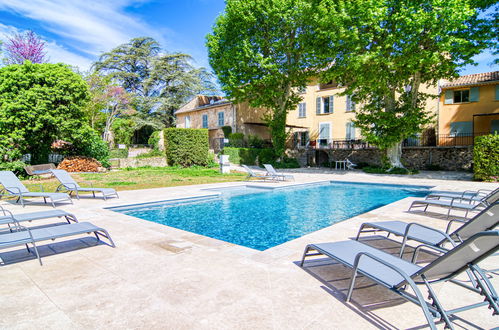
[411, 243, 446, 263]
[60, 183, 78, 190]
[404, 223, 453, 245]
[4, 186, 22, 195]
[445, 218, 466, 234]
[352, 252, 416, 288]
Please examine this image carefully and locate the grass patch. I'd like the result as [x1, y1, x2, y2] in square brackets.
[22, 166, 246, 192]
[362, 166, 419, 175]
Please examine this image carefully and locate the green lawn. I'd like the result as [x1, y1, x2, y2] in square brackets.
[22, 166, 246, 192]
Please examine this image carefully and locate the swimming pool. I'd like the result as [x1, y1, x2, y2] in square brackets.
[109, 181, 431, 250]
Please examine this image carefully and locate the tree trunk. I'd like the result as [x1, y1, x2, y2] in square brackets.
[386, 141, 404, 169]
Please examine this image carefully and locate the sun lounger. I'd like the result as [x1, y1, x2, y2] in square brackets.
[356, 202, 499, 256]
[0, 171, 72, 207]
[425, 187, 498, 203]
[263, 164, 295, 181]
[408, 188, 499, 218]
[0, 206, 77, 226]
[51, 169, 118, 200]
[301, 231, 499, 329]
[242, 165, 276, 181]
[345, 158, 357, 170]
[0, 219, 115, 265]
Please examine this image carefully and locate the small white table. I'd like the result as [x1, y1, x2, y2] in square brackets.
[334, 160, 347, 170]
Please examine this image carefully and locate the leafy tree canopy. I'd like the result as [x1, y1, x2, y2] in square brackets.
[316, 0, 496, 167]
[0, 62, 106, 163]
[207, 0, 324, 156]
[93, 37, 218, 128]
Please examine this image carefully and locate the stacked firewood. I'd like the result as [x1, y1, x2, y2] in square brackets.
[57, 156, 103, 172]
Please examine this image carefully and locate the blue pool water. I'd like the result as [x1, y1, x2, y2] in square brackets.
[110, 182, 430, 250]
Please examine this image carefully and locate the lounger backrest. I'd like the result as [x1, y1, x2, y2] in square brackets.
[0, 171, 29, 193]
[452, 203, 499, 241]
[51, 169, 80, 188]
[412, 231, 499, 283]
[263, 164, 277, 175]
[242, 165, 255, 176]
[483, 188, 499, 205]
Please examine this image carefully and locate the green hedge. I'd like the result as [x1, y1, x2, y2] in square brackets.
[474, 134, 499, 181]
[222, 147, 300, 168]
[164, 128, 209, 167]
[0, 160, 27, 178]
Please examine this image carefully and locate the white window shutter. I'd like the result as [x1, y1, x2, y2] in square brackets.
[329, 96, 334, 113]
[316, 97, 321, 114]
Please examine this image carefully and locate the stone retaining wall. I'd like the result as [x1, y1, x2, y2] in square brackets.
[288, 146, 473, 171]
[110, 157, 167, 168]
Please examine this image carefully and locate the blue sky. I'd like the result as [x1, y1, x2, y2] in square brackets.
[0, 0, 496, 75]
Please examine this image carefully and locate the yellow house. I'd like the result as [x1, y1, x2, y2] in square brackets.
[439, 71, 499, 145]
[287, 81, 439, 148]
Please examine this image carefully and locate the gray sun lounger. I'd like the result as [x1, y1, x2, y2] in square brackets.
[0, 206, 77, 226]
[408, 188, 499, 218]
[242, 165, 276, 181]
[356, 202, 499, 256]
[51, 169, 118, 200]
[0, 171, 72, 207]
[263, 164, 295, 181]
[0, 219, 115, 265]
[301, 231, 499, 330]
[425, 187, 498, 203]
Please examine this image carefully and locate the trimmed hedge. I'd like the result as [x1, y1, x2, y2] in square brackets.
[164, 128, 209, 167]
[474, 134, 499, 181]
[222, 147, 299, 168]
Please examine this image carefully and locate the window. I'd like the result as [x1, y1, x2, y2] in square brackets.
[450, 121, 472, 136]
[299, 131, 309, 147]
[445, 87, 479, 104]
[346, 122, 355, 140]
[453, 90, 470, 103]
[202, 114, 208, 128]
[316, 96, 334, 114]
[185, 116, 191, 128]
[346, 95, 356, 112]
[318, 122, 331, 147]
[298, 103, 306, 118]
[218, 112, 224, 126]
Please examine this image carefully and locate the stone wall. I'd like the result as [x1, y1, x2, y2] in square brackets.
[111, 157, 167, 168]
[288, 146, 473, 171]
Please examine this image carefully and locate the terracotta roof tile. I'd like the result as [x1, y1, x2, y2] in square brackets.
[441, 71, 499, 88]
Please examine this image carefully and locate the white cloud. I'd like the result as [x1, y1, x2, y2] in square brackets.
[0, 0, 167, 58]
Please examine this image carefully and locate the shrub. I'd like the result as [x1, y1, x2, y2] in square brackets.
[68, 127, 110, 167]
[362, 166, 419, 175]
[258, 148, 276, 165]
[148, 131, 161, 149]
[272, 157, 300, 169]
[222, 147, 259, 165]
[355, 162, 370, 169]
[248, 134, 264, 148]
[164, 128, 209, 167]
[0, 160, 27, 178]
[228, 133, 245, 147]
[474, 134, 499, 181]
[112, 118, 135, 145]
[221, 126, 232, 137]
[110, 148, 129, 159]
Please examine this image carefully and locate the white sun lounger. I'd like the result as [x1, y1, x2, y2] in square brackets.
[0, 171, 72, 207]
[0, 206, 77, 226]
[263, 164, 294, 181]
[51, 169, 118, 200]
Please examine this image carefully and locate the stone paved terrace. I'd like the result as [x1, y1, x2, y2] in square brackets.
[1, 169, 498, 329]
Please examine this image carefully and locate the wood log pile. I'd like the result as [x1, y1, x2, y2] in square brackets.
[57, 156, 103, 172]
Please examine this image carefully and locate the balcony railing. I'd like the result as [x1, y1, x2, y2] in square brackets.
[298, 133, 490, 150]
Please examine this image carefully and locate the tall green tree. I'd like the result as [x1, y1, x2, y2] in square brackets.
[0, 62, 107, 163]
[207, 0, 324, 156]
[316, 0, 495, 168]
[93, 37, 217, 128]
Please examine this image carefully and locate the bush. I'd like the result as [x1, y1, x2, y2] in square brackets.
[228, 133, 245, 147]
[248, 135, 264, 148]
[112, 118, 135, 145]
[221, 126, 232, 137]
[222, 147, 260, 165]
[258, 148, 276, 165]
[164, 128, 209, 167]
[0, 160, 27, 178]
[474, 134, 499, 181]
[68, 127, 110, 167]
[110, 148, 128, 159]
[272, 157, 300, 169]
[148, 131, 161, 149]
[355, 162, 370, 169]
